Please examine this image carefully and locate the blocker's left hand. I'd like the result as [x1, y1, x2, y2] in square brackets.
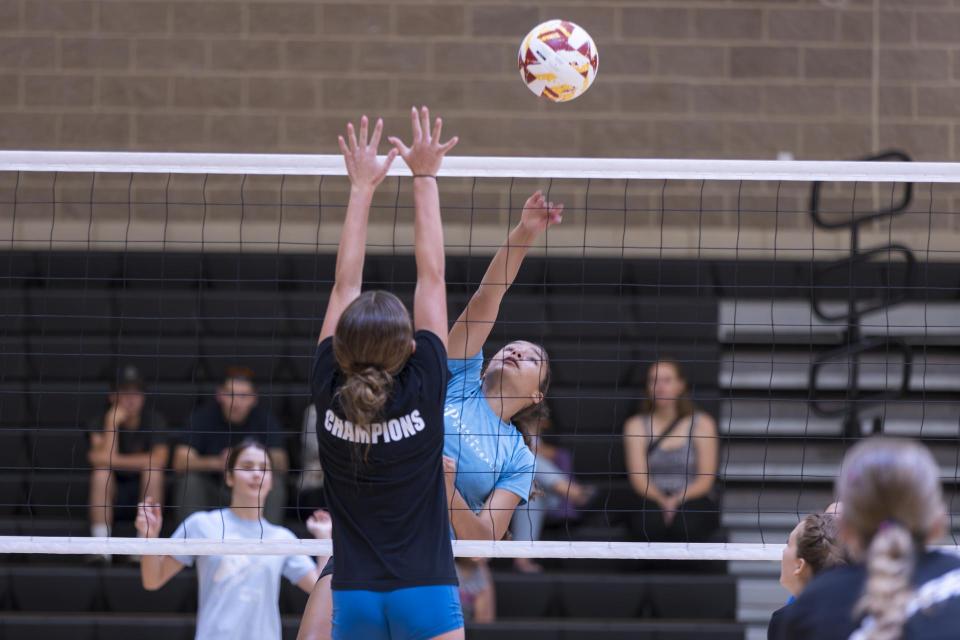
[339, 115, 398, 191]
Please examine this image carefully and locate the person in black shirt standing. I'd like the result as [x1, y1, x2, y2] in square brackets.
[777, 437, 960, 640]
[173, 367, 289, 524]
[306, 107, 462, 640]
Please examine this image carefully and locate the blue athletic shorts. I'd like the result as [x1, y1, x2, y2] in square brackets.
[332, 584, 463, 640]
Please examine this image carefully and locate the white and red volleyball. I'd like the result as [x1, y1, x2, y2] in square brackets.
[518, 19, 599, 103]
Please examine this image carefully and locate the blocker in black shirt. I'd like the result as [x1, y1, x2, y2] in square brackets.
[776, 550, 960, 640]
[311, 330, 456, 592]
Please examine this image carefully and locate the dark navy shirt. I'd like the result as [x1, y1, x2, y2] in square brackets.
[777, 550, 960, 639]
[311, 330, 457, 591]
[178, 401, 285, 456]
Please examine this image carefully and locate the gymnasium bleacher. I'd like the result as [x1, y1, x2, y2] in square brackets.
[1, 250, 957, 639]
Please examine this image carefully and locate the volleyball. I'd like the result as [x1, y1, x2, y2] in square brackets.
[518, 19, 599, 103]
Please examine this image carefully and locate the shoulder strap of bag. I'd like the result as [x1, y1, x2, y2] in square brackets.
[647, 414, 688, 455]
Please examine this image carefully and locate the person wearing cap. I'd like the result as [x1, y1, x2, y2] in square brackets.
[87, 365, 170, 556]
[172, 367, 289, 525]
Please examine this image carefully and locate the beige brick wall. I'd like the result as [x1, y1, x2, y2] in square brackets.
[1, 0, 959, 256]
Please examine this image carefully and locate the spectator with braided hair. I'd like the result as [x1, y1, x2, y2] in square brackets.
[768, 513, 847, 638]
[776, 437, 960, 640]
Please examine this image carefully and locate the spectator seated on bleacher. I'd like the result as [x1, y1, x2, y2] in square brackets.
[621, 359, 721, 543]
[87, 365, 169, 556]
[297, 403, 326, 521]
[509, 415, 595, 573]
[172, 367, 289, 524]
[456, 557, 496, 624]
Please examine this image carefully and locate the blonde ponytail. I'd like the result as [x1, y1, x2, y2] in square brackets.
[855, 522, 916, 640]
[838, 438, 946, 640]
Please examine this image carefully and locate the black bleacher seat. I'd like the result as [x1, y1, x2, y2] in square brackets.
[551, 434, 626, 477]
[0, 386, 29, 427]
[3, 617, 97, 640]
[121, 252, 204, 287]
[0, 518, 24, 535]
[111, 336, 202, 383]
[26, 385, 105, 429]
[494, 574, 557, 618]
[21, 337, 115, 383]
[548, 394, 638, 437]
[25, 289, 115, 335]
[200, 338, 303, 384]
[97, 618, 194, 640]
[0, 431, 29, 469]
[0, 252, 40, 283]
[198, 291, 289, 337]
[284, 292, 328, 338]
[113, 291, 200, 337]
[201, 253, 293, 289]
[8, 518, 87, 538]
[16, 335, 228, 385]
[284, 254, 335, 289]
[285, 347, 315, 382]
[465, 625, 559, 640]
[647, 576, 737, 620]
[0, 567, 8, 611]
[22, 471, 90, 519]
[280, 578, 309, 615]
[0, 291, 30, 334]
[145, 390, 201, 428]
[365, 255, 418, 289]
[0, 435, 28, 515]
[102, 569, 196, 614]
[545, 343, 718, 391]
[0, 473, 21, 515]
[99, 619, 193, 640]
[465, 621, 745, 640]
[0, 339, 31, 380]
[10, 566, 99, 612]
[38, 252, 124, 286]
[29, 427, 90, 470]
[556, 576, 642, 618]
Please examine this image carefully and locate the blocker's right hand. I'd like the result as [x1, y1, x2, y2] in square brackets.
[136, 497, 163, 539]
[338, 115, 398, 191]
[389, 106, 458, 178]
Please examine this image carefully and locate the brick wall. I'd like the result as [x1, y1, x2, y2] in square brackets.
[1, 0, 958, 256]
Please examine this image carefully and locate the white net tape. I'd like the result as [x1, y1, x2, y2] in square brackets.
[0, 537, 780, 560]
[3, 150, 960, 181]
[1, 538, 959, 561]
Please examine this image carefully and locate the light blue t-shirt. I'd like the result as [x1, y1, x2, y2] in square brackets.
[171, 509, 316, 640]
[443, 351, 535, 512]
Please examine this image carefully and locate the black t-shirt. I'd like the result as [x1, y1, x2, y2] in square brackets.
[776, 550, 960, 639]
[311, 330, 456, 591]
[178, 401, 285, 457]
[88, 408, 169, 454]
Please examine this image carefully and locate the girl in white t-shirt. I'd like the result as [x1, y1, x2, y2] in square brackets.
[136, 439, 330, 640]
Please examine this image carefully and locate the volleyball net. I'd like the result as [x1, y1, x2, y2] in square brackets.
[1, 151, 959, 561]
